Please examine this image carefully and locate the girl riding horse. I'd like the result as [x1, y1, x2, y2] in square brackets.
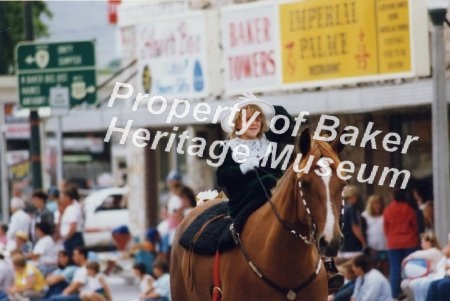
[216, 93, 344, 290]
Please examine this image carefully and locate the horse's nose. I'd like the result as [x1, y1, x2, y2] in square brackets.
[319, 235, 343, 257]
[319, 237, 328, 250]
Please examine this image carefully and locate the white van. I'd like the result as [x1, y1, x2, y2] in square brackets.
[83, 187, 130, 248]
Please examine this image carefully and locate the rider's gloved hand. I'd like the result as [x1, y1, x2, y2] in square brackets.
[239, 157, 260, 174]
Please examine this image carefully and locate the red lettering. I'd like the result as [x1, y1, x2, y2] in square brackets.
[228, 17, 272, 48]
[228, 50, 276, 81]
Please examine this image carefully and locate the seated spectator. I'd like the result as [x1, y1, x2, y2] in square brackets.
[0, 246, 14, 301]
[401, 231, 443, 301]
[408, 236, 450, 301]
[425, 276, 450, 301]
[329, 261, 357, 301]
[0, 224, 8, 247]
[28, 222, 58, 276]
[351, 255, 391, 301]
[42, 246, 89, 301]
[140, 260, 170, 301]
[44, 250, 77, 298]
[7, 253, 47, 301]
[7, 231, 31, 254]
[80, 261, 111, 301]
[132, 228, 160, 276]
[132, 263, 155, 301]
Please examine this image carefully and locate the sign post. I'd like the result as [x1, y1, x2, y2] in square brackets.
[16, 41, 97, 108]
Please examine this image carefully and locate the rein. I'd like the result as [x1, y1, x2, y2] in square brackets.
[225, 169, 322, 300]
[255, 169, 317, 245]
[230, 224, 322, 301]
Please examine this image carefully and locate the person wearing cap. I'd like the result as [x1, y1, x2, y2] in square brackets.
[7, 231, 31, 254]
[6, 197, 31, 251]
[28, 222, 58, 277]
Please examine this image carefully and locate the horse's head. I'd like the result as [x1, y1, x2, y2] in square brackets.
[293, 128, 346, 257]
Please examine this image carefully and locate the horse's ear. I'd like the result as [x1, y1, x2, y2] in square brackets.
[298, 127, 311, 154]
[331, 125, 345, 154]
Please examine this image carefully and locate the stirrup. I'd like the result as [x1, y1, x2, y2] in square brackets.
[229, 223, 239, 245]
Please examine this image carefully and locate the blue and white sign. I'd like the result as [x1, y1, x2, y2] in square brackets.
[137, 12, 217, 99]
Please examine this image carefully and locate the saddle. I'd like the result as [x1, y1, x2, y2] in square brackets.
[179, 202, 236, 255]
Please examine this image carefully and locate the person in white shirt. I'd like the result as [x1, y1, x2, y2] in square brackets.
[361, 195, 388, 276]
[42, 247, 89, 301]
[401, 232, 446, 301]
[80, 261, 111, 301]
[28, 222, 58, 277]
[132, 263, 155, 301]
[351, 255, 391, 301]
[59, 186, 84, 256]
[6, 197, 31, 251]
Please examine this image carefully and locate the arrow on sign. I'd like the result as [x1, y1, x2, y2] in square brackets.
[25, 55, 34, 65]
[86, 86, 95, 93]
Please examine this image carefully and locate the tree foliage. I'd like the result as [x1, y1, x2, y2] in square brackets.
[0, 1, 52, 74]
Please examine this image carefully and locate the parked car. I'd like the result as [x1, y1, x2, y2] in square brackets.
[83, 187, 131, 248]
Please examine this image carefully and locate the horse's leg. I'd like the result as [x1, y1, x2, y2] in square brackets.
[171, 200, 222, 301]
[170, 244, 191, 301]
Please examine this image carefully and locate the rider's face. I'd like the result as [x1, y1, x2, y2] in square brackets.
[238, 109, 262, 140]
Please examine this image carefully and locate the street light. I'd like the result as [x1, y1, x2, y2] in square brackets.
[427, 0, 450, 246]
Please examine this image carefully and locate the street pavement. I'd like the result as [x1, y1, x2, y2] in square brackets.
[107, 276, 139, 301]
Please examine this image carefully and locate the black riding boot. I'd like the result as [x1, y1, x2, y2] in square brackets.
[232, 199, 267, 233]
[324, 257, 345, 294]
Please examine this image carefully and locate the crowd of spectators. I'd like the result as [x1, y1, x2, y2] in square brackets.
[330, 179, 450, 301]
[0, 181, 177, 301]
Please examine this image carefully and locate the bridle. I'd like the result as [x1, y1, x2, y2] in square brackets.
[230, 168, 345, 300]
[257, 169, 345, 246]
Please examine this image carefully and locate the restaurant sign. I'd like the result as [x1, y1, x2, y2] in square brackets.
[279, 0, 430, 88]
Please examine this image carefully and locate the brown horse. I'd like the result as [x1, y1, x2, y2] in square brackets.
[171, 129, 346, 301]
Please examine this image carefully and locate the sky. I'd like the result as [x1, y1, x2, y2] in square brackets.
[38, 0, 120, 69]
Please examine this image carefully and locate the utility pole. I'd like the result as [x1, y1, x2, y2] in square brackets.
[24, 1, 43, 190]
[429, 2, 450, 246]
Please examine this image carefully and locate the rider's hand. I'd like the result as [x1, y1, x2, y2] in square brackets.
[239, 157, 260, 174]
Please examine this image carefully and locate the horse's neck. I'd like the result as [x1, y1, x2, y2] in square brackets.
[242, 195, 318, 281]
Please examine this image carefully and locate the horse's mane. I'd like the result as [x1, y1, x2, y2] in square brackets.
[272, 139, 342, 199]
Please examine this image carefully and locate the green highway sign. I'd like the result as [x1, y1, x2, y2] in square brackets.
[16, 41, 97, 108]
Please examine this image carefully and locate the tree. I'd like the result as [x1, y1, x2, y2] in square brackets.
[0, 1, 52, 74]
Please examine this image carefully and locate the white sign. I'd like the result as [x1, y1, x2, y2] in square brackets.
[221, 2, 281, 95]
[136, 12, 217, 99]
[3, 123, 30, 139]
[50, 86, 70, 116]
[6, 150, 29, 166]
